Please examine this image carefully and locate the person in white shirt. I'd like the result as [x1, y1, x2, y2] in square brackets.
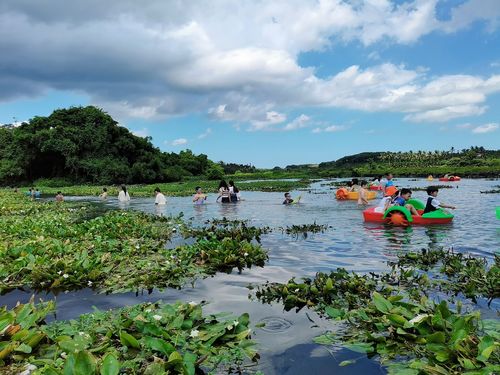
[154, 187, 166, 205]
[118, 185, 130, 202]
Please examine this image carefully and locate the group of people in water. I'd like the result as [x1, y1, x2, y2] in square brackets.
[340, 172, 456, 215]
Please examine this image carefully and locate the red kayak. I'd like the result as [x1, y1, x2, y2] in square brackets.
[363, 199, 454, 226]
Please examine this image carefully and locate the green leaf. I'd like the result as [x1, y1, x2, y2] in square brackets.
[372, 292, 392, 313]
[119, 331, 140, 349]
[426, 332, 445, 344]
[313, 334, 335, 345]
[435, 350, 449, 362]
[14, 343, 32, 353]
[100, 353, 120, 375]
[345, 342, 374, 354]
[339, 360, 355, 366]
[143, 336, 175, 356]
[65, 350, 97, 375]
[325, 307, 344, 319]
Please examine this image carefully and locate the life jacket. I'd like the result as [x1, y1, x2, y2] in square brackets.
[424, 197, 437, 214]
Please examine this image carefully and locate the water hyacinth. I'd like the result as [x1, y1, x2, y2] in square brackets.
[0, 300, 259, 374]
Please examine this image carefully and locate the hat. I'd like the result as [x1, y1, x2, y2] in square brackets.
[385, 186, 398, 196]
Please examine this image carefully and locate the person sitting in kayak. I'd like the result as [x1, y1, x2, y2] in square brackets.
[424, 186, 456, 213]
[374, 186, 398, 213]
[392, 188, 419, 216]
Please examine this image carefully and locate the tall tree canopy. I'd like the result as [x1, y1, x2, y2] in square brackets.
[0, 106, 212, 184]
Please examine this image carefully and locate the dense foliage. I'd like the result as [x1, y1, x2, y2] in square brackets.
[0, 106, 213, 185]
[0, 299, 258, 374]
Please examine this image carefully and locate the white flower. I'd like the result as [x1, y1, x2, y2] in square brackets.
[60, 352, 67, 359]
[244, 252, 249, 257]
[79, 332, 85, 336]
[145, 309, 152, 313]
[172, 228, 177, 232]
[233, 320, 239, 327]
[190, 329, 199, 338]
[135, 245, 140, 249]
[19, 364, 37, 375]
[62, 274, 69, 279]
[87, 281, 93, 286]
[57, 271, 62, 275]
[294, 289, 299, 292]
[153, 315, 162, 321]
[188, 301, 197, 307]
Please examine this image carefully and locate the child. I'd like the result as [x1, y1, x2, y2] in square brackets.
[392, 188, 419, 216]
[216, 180, 231, 203]
[154, 188, 166, 205]
[349, 178, 360, 192]
[99, 187, 108, 200]
[374, 186, 398, 213]
[357, 180, 369, 206]
[118, 185, 130, 202]
[424, 186, 456, 213]
[193, 186, 207, 205]
[228, 180, 240, 202]
[55, 191, 64, 202]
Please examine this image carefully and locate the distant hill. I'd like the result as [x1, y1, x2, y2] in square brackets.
[285, 148, 500, 177]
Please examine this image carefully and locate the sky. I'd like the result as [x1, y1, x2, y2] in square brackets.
[0, 0, 499, 168]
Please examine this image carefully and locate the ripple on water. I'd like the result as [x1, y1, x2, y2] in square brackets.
[258, 316, 293, 333]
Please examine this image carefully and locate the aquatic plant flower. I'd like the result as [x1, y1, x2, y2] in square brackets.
[57, 271, 62, 275]
[244, 252, 249, 257]
[60, 352, 67, 359]
[145, 308, 152, 313]
[188, 301, 197, 307]
[87, 281, 93, 286]
[153, 315, 162, 321]
[190, 329, 199, 338]
[62, 274, 69, 278]
[19, 364, 37, 375]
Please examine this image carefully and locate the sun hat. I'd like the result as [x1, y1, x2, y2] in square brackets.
[385, 186, 398, 196]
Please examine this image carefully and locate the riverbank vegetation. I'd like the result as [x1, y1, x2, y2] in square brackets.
[253, 249, 500, 373]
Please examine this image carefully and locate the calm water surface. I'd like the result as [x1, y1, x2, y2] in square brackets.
[3, 178, 499, 374]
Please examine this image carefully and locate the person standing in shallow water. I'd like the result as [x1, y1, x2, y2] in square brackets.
[216, 180, 230, 203]
[154, 187, 166, 205]
[55, 191, 64, 202]
[118, 185, 130, 202]
[99, 187, 108, 200]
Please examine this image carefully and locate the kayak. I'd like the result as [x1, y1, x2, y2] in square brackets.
[336, 188, 377, 200]
[363, 199, 454, 226]
[439, 176, 461, 181]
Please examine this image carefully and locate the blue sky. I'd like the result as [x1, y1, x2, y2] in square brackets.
[0, 0, 499, 167]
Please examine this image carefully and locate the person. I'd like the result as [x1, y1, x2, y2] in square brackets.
[370, 176, 382, 187]
[216, 180, 231, 203]
[193, 186, 207, 205]
[374, 186, 398, 213]
[392, 188, 419, 216]
[424, 186, 456, 214]
[228, 180, 240, 202]
[34, 189, 41, 198]
[154, 187, 166, 205]
[381, 173, 394, 193]
[283, 192, 294, 205]
[357, 180, 369, 206]
[99, 187, 108, 200]
[349, 178, 360, 192]
[443, 173, 450, 179]
[118, 185, 130, 202]
[55, 191, 64, 202]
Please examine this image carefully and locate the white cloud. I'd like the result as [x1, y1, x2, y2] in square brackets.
[471, 123, 498, 134]
[312, 124, 347, 133]
[171, 138, 188, 146]
[456, 123, 473, 129]
[0, 0, 499, 127]
[282, 114, 310, 131]
[198, 128, 212, 139]
[131, 128, 149, 137]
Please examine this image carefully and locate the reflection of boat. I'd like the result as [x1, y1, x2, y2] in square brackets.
[439, 176, 461, 181]
[336, 188, 377, 200]
[363, 199, 454, 226]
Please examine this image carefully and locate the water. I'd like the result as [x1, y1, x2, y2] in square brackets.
[2, 178, 499, 374]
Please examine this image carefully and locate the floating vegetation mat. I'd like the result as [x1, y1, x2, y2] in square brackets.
[0, 299, 258, 374]
[253, 249, 500, 374]
[0, 192, 268, 294]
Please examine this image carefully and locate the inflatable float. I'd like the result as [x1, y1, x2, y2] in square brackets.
[439, 176, 461, 181]
[336, 188, 377, 200]
[363, 199, 454, 226]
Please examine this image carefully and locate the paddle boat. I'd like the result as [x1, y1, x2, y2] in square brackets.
[369, 185, 382, 191]
[336, 188, 377, 200]
[439, 176, 461, 181]
[362, 198, 454, 226]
